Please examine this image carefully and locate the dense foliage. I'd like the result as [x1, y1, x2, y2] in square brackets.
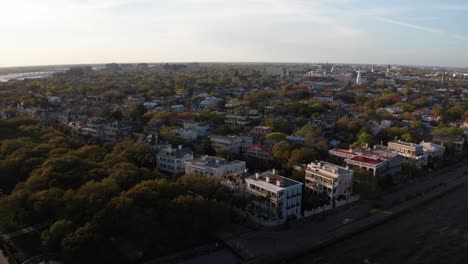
[0, 118, 229, 263]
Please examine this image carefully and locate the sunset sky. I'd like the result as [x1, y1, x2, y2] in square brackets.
[1, 0, 468, 67]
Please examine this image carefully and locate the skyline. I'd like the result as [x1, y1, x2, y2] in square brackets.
[2, 0, 468, 68]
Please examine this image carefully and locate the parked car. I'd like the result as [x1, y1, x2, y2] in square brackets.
[343, 218, 353, 224]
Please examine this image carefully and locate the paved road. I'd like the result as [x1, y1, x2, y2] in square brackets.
[0, 222, 49, 241]
[296, 177, 468, 264]
[186, 159, 468, 263]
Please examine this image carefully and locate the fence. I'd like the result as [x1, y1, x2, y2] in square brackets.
[303, 195, 360, 217]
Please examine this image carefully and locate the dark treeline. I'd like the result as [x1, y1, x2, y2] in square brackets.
[0, 117, 229, 263]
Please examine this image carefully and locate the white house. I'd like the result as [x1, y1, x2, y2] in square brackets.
[305, 161, 353, 200]
[157, 145, 193, 174]
[245, 170, 303, 225]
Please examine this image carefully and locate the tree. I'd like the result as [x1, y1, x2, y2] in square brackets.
[351, 132, 375, 149]
[265, 132, 287, 142]
[42, 219, 74, 251]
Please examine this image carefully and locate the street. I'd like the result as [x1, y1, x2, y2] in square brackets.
[187, 159, 468, 263]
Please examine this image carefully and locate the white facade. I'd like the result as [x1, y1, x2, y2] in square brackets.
[305, 161, 353, 200]
[185, 155, 246, 177]
[172, 128, 198, 141]
[420, 141, 445, 159]
[245, 170, 303, 225]
[183, 122, 210, 137]
[157, 145, 193, 174]
[210, 135, 253, 154]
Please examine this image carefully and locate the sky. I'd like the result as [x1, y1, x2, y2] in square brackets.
[1, 0, 468, 68]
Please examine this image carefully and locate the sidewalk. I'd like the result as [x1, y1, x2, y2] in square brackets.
[220, 159, 468, 262]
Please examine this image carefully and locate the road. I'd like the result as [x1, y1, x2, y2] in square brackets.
[186, 159, 468, 263]
[0, 222, 49, 241]
[296, 177, 468, 264]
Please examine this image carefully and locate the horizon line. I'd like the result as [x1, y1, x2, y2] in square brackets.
[1, 61, 467, 70]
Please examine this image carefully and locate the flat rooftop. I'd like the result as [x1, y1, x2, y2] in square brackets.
[347, 155, 386, 166]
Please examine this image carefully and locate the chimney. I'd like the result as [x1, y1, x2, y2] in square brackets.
[178, 145, 182, 150]
[255, 173, 260, 179]
[265, 176, 270, 183]
[272, 168, 276, 174]
[276, 180, 283, 187]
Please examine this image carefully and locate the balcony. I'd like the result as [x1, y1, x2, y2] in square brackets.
[246, 188, 282, 203]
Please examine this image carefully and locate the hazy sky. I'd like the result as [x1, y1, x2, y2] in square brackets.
[1, 0, 468, 67]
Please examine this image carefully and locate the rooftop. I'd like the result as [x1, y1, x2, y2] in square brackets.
[347, 155, 387, 166]
[246, 170, 302, 191]
[306, 161, 352, 177]
[187, 156, 244, 169]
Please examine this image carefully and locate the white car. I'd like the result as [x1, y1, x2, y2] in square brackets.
[343, 218, 353, 224]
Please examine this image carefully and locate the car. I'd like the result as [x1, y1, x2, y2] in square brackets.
[343, 218, 353, 224]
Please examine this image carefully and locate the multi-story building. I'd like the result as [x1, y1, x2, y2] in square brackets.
[210, 135, 253, 154]
[184, 155, 246, 177]
[345, 155, 389, 177]
[329, 147, 403, 176]
[183, 122, 210, 137]
[245, 170, 303, 224]
[251, 126, 272, 135]
[304, 161, 353, 200]
[225, 113, 251, 127]
[387, 140, 428, 168]
[103, 121, 132, 145]
[420, 141, 445, 160]
[225, 111, 262, 128]
[210, 135, 241, 153]
[157, 145, 193, 174]
[432, 136, 465, 153]
[172, 128, 199, 141]
[247, 144, 274, 161]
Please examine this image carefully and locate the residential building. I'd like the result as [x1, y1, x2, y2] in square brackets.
[346, 155, 390, 177]
[251, 126, 272, 135]
[286, 135, 305, 145]
[210, 135, 253, 154]
[225, 111, 262, 128]
[305, 161, 353, 200]
[210, 135, 241, 153]
[103, 121, 132, 145]
[183, 122, 210, 137]
[245, 170, 303, 224]
[185, 155, 246, 177]
[172, 128, 198, 141]
[387, 141, 429, 167]
[420, 141, 445, 160]
[432, 136, 465, 153]
[330, 147, 403, 176]
[247, 144, 274, 161]
[157, 145, 194, 174]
